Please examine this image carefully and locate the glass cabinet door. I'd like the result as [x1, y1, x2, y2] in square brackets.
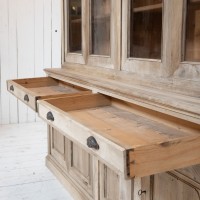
[129, 0, 163, 59]
[184, 0, 200, 62]
[64, 0, 121, 69]
[90, 0, 111, 56]
[122, 0, 163, 75]
[176, 0, 200, 78]
[87, 0, 121, 69]
[68, 0, 82, 53]
[64, 0, 87, 64]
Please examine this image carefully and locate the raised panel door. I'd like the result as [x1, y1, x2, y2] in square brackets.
[67, 140, 94, 198]
[152, 172, 200, 200]
[49, 127, 67, 167]
[99, 163, 120, 200]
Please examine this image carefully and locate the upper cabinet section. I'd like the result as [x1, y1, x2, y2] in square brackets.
[63, 0, 121, 69]
[63, 0, 200, 79]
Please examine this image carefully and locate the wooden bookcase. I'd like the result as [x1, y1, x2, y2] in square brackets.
[7, 0, 200, 199]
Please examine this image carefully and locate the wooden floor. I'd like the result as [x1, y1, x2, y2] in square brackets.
[0, 122, 73, 200]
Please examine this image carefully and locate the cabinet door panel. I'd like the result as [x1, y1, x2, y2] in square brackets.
[64, 0, 86, 64]
[152, 173, 200, 200]
[67, 140, 94, 197]
[50, 128, 66, 167]
[99, 163, 120, 200]
[176, 164, 200, 185]
[87, 0, 121, 69]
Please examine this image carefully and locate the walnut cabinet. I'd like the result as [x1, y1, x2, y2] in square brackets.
[7, 0, 200, 199]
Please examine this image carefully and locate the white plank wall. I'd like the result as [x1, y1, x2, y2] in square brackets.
[0, 0, 62, 125]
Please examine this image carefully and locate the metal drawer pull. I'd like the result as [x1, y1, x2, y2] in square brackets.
[24, 94, 29, 102]
[47, 111, 54, 121]
[87, 136, 99, 150]
[10, 85, 14, 91]
[138, 189, 146, 196]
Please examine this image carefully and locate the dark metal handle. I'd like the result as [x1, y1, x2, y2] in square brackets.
[10, 85, 14, 91]
[24, 94, 29, 102]
[138, 189, 146, 196]
[47, 111, 54, 121]
[87, 136, 99, 150]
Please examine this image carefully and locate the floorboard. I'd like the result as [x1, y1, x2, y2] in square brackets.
[0, 122, 73, 200]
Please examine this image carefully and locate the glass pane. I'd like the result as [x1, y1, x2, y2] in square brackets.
[91, 0, 111, 56]
[129, 0, 163, 59]
[68, 0, 82, 53]
[185, 0, 200, 62]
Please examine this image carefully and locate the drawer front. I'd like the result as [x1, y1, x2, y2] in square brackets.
[7, 77, 91, 112]
[38, 101, 126, 175]
[7, 80, 36, 110]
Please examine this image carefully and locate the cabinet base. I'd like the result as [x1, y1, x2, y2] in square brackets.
[46, 156, 92, 200]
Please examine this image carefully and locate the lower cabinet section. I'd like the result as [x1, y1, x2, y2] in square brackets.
[48, 126, 133, 200]
[48, 126, 95, 199]
[141, 167, 200, 200]
[47, 126, 200, 200]
[152, 172, 200, 200]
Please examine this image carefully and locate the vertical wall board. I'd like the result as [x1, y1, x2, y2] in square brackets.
[0, 0, 3, 125]
[52, 0, 62, 68]
[0, 0, 61, 124]
[17, 0, 36, 123]
[8, 0, 19, 124]
[44, 0, 52, 68]
[35, 0, 44, 122]
[0, 0, 10, 124]
[0, 0, 2, 124]
[35, 0, 45, 77]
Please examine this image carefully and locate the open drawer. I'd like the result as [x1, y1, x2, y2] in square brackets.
[7, 77, 90, 111]
[37, 93, 200, 178]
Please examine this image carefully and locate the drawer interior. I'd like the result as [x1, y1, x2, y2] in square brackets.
[8, 77, 89, 98]
[40, 93, 200, 178]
